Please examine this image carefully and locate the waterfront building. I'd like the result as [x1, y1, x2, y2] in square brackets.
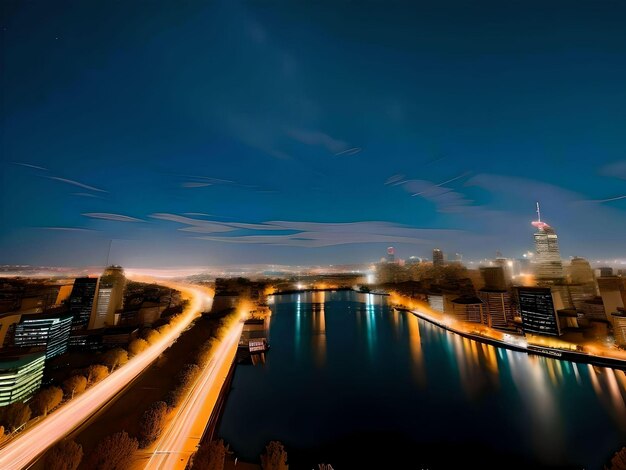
[0, 349, 46, 406]
[598, 276, 626, 324]
[480, 266, 508, 291]
[68, 277, 98, 331]
[433, 249, 444, 268]
[612, 309, 626, 347]
[451, 296, 484, 323]
[14, 311, 73, 359]
[516, 286, 561, 336]
[478, 290, 514, 329]
[568, 257, 596, 285]
[579, 297, 609, 322]
[531, 204, 563, 281]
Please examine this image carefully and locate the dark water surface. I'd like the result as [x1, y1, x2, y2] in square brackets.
[218, 291, 626, 469]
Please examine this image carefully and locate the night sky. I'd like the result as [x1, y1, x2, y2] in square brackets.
[1, 1, 625, 267]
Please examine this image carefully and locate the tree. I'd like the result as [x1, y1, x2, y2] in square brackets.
[45, 439, 83, 470]
[609, 447, 626, 470]
[143, 329, 161, 345]
[85, 364, 109, 386]
[101, 348, 128, 371]
[191, 439, 227, 470]
[261, 441, 288, 470]
[62, 375, 87, 399]
[128, 338, 149, 357]
[138, 401, 168, 448]
[86, 431, 138, 470]
[0, 402, 31, 431]
[30, 386, 63, 417]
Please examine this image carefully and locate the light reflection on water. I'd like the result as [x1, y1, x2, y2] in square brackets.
[219, 291, 626, 468]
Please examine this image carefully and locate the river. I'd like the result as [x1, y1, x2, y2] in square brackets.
[218, 290, 626, 469]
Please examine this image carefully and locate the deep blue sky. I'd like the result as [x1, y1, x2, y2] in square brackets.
[1, 1, 625, 267]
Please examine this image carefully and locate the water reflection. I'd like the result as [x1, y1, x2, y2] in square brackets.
[311, 291, 326, 367]
[223, 291, 626, 468]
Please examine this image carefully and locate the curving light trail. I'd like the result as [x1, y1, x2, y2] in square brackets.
[144, 318, 243, 469]
[0, 278, 210, 470]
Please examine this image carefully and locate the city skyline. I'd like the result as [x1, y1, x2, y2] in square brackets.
[2, 1, 626, 267]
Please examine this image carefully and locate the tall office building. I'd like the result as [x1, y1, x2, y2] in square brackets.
[0, 350, 46, 406]
[568, 257, 595, 285]
[451, 296, 484, 323]
[612, 309, 626, 347]
[386, 247, 396, 263]
[89, 266, 126, 330]
[531, 203, 563, 280]
[516, 286, 561, 336]
[598, 267, 614, 277]
[433, 248, 444, 268]
[68, 277, 98, 331]
[598, 276, 626, 323]
[14, 311, 73, 359]
[478, 290, 514, 329]
[480, 266, 508, 291]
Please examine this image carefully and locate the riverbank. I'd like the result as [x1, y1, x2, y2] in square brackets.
[395, 304, 626, 370]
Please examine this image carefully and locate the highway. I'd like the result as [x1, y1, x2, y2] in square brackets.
[142, 318, 243, 470]
[0, 278, 211, 470]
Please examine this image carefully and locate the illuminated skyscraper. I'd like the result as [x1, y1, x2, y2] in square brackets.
[14, 311, 73, 359]
[68, 277, 98, 331]
[516, 286, 561, 336]
[89, 266, 126, 330]
[531, 203, 563, 280]
[432, 248, 444, 268]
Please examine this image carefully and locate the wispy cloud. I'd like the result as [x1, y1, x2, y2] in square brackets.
[391, 172, 473, 213]
[151, 213, 461, 248]
[585, 195, 626, 203]
[83, 213, 143, 222]
[181, 182, 213, 188]
[37, 227, 97, 232]
[600, 161, 626, 180]
[72, 192, 105, 199]
[12, 162, 49, 171]
[47, 176, 107, 193]
[286, 128, 349, 154]
[334, 147, 362, 157]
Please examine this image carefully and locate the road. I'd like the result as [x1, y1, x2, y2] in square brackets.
[0, 277, 211, 470]
[142, 318, 243, 470]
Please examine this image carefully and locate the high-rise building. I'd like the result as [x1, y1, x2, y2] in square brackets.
[598, 276, 626, 322]
[386, 247, 396, 263]
[451, 296, 483, 323]
[612, 309, 626, 347]
[531, 203, 563, 280]
[478, 290, 514, 329]
[598, 267, 614, 277]
[0, 350, 46, 406]
[89, 266, 126, 330]
[432, 249, 444, 268]
[568, 257, 596, 285]
[14, 311, 73, 359]
[480, 266, 508, 291]
[516, 286, 561, 336]
[68, 277, 98, 331]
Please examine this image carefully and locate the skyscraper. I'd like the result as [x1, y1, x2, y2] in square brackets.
[568, 257, 596, 285]
[89, 266, 126, 330]
[480, 266, 508, 291]
[14, 311, 73, 359]
[68, 277, 98, 331]
[531, 203, 563, 280]
[516, 286, 561, 336]
[386, 247, 396, 263]
[432, 248, 444, 268]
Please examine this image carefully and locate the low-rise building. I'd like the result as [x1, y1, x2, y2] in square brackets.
[0, 349, 46, 406]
